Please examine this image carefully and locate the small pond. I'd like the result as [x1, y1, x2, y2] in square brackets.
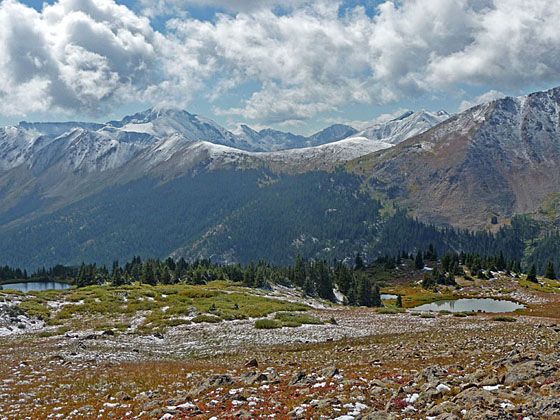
[412, 298, 525, 313]
[381, 294, 398, 300]
[0, 282, 72, 293]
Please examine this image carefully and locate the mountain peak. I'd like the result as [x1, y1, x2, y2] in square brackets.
[350, 109, 450, 145]
[392, 110, 415, 121]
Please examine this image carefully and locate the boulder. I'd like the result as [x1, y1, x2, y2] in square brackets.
[289, 371, 308, 386]
[503, 361, 555, 385]
[244, 359, 258, 368]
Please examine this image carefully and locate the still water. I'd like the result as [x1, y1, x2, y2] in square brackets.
[1, 282, 72, 293]
[412, 298, 524, 313]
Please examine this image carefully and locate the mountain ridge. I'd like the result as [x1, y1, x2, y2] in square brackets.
[350, 86, 560, 230]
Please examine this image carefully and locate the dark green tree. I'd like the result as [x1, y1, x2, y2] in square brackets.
[415, 251, 425, 270]
[354, 253, 365, 270]
[527, 264, 538, 283]
[141, 262, 156, 286]
[545, 261, 556, 280]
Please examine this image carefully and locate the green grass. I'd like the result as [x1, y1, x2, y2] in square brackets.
[376, 307, 406, 314]
[16, 282, 310, 333]
[381, 285, 456, 308]
[252, 312, 324, 329]
[19, 300, 51, 321]
[191, 314, 222, 324]
[491, 315, 516, 322]
[273, 312, 323, 326]
[255, 319, 282, 329]
[519, 277, 560, 294]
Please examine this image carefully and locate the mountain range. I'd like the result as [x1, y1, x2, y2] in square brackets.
[1, 86, 559, 269]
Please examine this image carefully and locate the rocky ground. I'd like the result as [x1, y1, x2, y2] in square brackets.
[0, 278, 559, 419]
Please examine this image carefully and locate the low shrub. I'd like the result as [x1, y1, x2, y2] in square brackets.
[491, 315, 516, 322]
[191, 314, 222, 323]
[274, 312, 323, 326]
[255, 319, 282, 329]
[377, 307, 406, 314]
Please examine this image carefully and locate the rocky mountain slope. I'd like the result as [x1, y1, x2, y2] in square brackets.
[351, 86, 560, 230]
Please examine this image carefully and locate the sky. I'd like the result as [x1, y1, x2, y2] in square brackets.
[1, 0, 559, 134]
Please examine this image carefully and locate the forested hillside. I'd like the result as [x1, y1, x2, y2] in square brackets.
[0, 165, 557, 274]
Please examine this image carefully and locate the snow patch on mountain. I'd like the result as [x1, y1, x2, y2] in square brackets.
[0, 106, 451, 175]
[348, 110, 450, 145]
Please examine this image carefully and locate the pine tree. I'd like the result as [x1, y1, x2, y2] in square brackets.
[527, 264, 538, 283]
[293, 256, 306, 287]
[161, 268, 172, 285]
[354, 253, 365, 270]
[141, 262, 156, 286]
[315, 260, 335, 302]
[357, 275, 372, 307]
[422, 272, 435, 289]
[303, 275, 316, 297]
[545, 261, 556, 280]
[425, 244, 437, 261]
[415, 251, 424, 270]
[371, 284, 382, 307]
[334, 262, 352, 296]
[346, 279, 357, 306]
[111, 267, 124, 286]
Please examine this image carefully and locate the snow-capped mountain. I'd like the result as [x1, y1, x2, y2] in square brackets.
[0, 107, 449, 176]
[29, 128, 149, 174]
[232, 125, 306, 151]
[232, 123, 357, 151]
[18, 121, 104, 137]
[0, 126, 44, 171]
[347, 110, 450, 145]
[139, 135, 394, 176]
[104, 107, 250, 150]
[354, 86, 560, 229]
[307, 124, 358, 146]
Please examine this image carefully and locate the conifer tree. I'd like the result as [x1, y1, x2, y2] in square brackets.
[357, 275, 372, 307]
[415, 251, 425, 270]
[371, 284, 382, 307]
[545, 261, 556, 280]
[346, 279, 357, 306]
[354, 253, 365, 270]
[141, 262, 156, 286]
[527, 264, 538, 283]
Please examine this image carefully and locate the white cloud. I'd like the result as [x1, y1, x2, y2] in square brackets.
[1, 0, 560, 123]
[459, 90, 506, 112]
[425, 0, 560, 88]
[140, 0, 315, 17]
[168, 0, 560, 123]
[0, 0, 204, 117]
